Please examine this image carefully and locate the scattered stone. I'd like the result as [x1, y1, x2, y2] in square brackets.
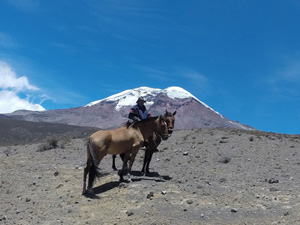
[231, 208, 238, 213]
[54, 171, 59, 176]
[126, 210, 134, 216]
[219, 178, 227, 183]
[186, 199, 194, 204]
[56, 184, 63, 189]
[161, 191, 167, 195]
[219, 157, 231, 164]
[268, 178, 279, 184]
[183, 151, 189, 156]
[284, 211, 289, 216]
[25, 198, 31, 202]
[147, 192, 154, 199]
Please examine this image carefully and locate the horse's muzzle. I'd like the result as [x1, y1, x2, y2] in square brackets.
[162, 135, 169, 140]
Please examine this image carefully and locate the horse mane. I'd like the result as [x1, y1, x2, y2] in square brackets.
[130, 116, 160, 128]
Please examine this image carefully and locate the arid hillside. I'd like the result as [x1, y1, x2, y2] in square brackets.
[0, 118, 98, 146]
[1, 128, 300, 224]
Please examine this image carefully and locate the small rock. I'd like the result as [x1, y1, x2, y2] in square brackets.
[147, 192, 154, 199]
[25, 198, 31, 202]
[268, 178, 279, 184]
[231, 208, 238, 213]
[219, 178, 227, 183]
[54, 171, 59, 176]
[126, 210, 134, 216]
[219, 157, 231, 164]
[284, 211, 289, 216]
[183, 151, 189, 156]
[186, 199, 194, 204]
[56, 184, 63, 189]
[161, 191, 167, 195]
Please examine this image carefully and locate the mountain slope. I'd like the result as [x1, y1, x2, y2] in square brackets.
[0, 117, 98, 146]
[4, 86, 254, 130]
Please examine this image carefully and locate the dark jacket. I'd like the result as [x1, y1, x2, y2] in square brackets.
[128, 104, 149, 121]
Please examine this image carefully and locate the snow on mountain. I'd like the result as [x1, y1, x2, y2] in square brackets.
[85, 86, 222, 117]
[85, 87, 161, 110]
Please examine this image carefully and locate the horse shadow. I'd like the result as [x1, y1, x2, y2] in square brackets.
[83, 181, 120, 198]
[130, 170, 172, 182]
[84, 171, 172, 198]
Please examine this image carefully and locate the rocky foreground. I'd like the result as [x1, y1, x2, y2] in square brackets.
[1, 128, 300, 225]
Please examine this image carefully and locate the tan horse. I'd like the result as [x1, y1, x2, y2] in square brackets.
[82, 116, 169, 195]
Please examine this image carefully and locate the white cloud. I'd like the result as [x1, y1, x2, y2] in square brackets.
[0, 61, 45, 113]
[0, 90, 45, 113]
[0, 61, 38, 91]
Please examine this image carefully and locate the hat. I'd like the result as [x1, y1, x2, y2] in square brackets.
[136, 97, 146, 103]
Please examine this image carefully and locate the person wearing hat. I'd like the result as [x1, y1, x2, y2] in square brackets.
[128, 97, 151, 122]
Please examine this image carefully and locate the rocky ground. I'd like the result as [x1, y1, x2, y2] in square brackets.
[1, 128, 300, 225]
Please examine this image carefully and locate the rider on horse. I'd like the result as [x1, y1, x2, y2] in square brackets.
[128, 97, 151, 122]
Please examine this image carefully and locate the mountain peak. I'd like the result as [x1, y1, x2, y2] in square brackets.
[85, 86, 197, 111]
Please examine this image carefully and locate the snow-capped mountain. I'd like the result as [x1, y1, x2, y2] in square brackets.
[5, 87, 254, 130]
[86, 87, 215, 112]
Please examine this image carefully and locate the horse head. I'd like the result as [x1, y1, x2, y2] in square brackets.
[156, 115, 169, 140]
[165, 110, 176, 136]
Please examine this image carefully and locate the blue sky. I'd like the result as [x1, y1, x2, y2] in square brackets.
[0, 0, 300, 134]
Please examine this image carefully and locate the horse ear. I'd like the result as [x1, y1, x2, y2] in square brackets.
[173, 111, 177, 116]
[165, 110, 169, 115]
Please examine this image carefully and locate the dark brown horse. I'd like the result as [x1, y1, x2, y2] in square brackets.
[142, 110, 176, 173]
[112, 110, 176, 174]
[82, 116, 169, 195]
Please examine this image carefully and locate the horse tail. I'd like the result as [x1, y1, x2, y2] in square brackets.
[87, 138, 102, 188]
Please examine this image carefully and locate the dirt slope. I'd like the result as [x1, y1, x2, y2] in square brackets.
[1, 128, 300, 224]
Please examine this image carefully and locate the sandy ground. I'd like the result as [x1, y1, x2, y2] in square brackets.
[1, 128, 300, 225]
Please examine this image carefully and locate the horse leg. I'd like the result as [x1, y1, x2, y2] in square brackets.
[86, 154, 106, 194]
[82, 157, 92, 194]
[127, 148, 139, 182]
[112, 155, 117, 171]
[112, 153, 126, 171]
[145, 136, 162, 173]
[119, 153, 130, 182]
[145, 150, 154, 174]
[141, 148, 150, 173]
[83, 143, 93, 194]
